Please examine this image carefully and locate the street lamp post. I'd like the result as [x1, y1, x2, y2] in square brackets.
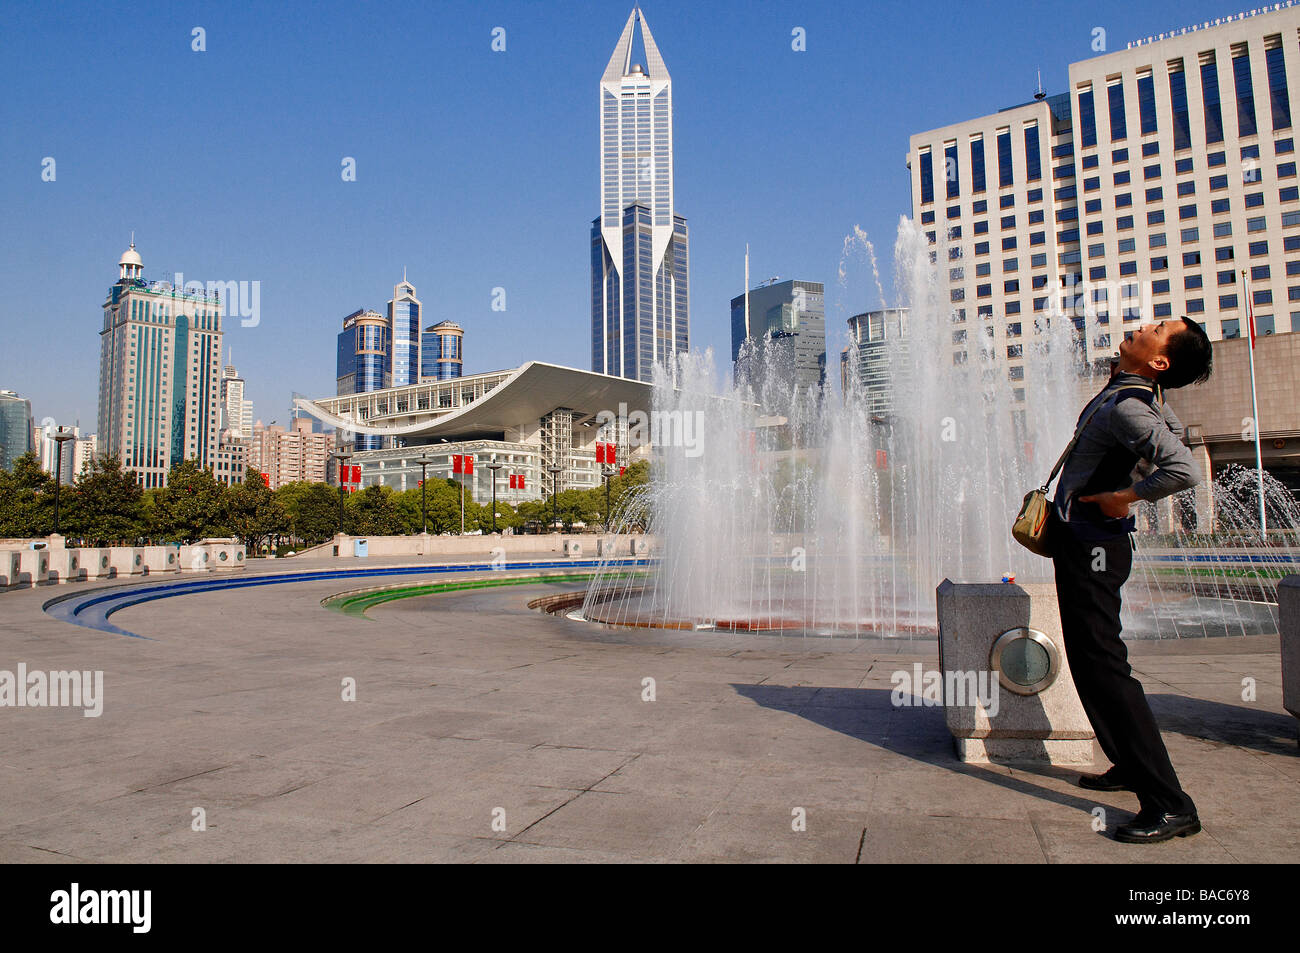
[547, 462, 563, 534]
[485, 457, 504, 535]
[52, 427, 76, 536]
[332, 450, 352, 537]
[416, 454, 435, 535]
[602, 463, 616, 531]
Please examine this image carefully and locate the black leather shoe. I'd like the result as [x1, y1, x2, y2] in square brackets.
[1078, 768, 1130, 792]
[1114, 811, 1201, 843]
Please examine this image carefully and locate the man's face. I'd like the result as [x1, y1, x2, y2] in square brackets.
[1120, 319, 1176, 374]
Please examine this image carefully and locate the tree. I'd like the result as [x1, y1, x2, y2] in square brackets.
[0, 452, 55, 537]
[226, 466, 288, 552]
[276, 481, 341, 546]
[62, 454, 145, 545]
[150, 458, 228, 543]
[346, 484, 405, 535]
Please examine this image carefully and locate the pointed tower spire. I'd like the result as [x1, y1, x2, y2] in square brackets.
[602, 8, 670, 82]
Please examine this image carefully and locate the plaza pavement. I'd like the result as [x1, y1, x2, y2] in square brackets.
[0, 560, 1296, 863]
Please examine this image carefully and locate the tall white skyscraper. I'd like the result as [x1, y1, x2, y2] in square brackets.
[591, 6, 689, 382]
[220, 352, 253, 438]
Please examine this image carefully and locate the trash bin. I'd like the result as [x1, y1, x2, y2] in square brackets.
[353, 538, 368, 558]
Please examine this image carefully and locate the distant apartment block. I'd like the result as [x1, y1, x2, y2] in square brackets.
[248, 417, 335, 490]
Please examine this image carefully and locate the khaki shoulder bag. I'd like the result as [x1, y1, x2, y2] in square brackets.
[1012, 383, 1156, 557]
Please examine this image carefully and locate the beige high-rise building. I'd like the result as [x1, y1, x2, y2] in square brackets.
[220, 354, 253, 438]
[907, 4, 1300, 388]
[248, 416, 335, 490]
[97, 240, 224, 487]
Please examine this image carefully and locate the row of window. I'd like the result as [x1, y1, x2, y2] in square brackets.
[1079, 40, 1292, 151]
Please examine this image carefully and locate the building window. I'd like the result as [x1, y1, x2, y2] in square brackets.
[1108, 81, 1128, 139]
[1202, 54, 1225, 144]
[1150, 232, 1167, 247]
[945, 142, 959, 199]
[1234, 47, 1258, 138]
[1267, 41, 1292, 131]
[919, 150, 934, 204]
[1025, 124, 1042, 181]
[970, 136, 986, 193]
[1169, 65, 1191, 149]
[1078, 87, 1097, 147]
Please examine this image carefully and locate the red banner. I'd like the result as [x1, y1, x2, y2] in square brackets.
[875, 450, 888, 470]
[619, 466, 626, 476]
[518, 475, 525, 489]
[452, 454, 462, 474]
[508, 474, 516, 489]
[465, 454, 474, 475]
[259, 472, 269, 487]
[595, 443, 605, 464]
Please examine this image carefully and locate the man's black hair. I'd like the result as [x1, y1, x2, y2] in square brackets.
[1158, 316, 1213, 389]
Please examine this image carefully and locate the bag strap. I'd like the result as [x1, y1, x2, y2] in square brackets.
[1039, 382, 1156, 492]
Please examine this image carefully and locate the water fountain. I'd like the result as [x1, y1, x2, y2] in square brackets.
[579, 218, 1300, 639]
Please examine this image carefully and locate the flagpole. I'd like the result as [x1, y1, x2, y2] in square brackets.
[1242, 270, 1267, 541]
[744, 244, 751, 340]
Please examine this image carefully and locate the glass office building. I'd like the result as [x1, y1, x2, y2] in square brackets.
[420, 321, 464, 381]
[335, 308, 388, 451]
[387, 278, 421, 388]
[590, 7, 690, 382]
[730, 279, 827, 395]
[0, 390, 33, 472]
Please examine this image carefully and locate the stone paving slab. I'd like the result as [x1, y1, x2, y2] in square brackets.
[0, 574, 1296, 863]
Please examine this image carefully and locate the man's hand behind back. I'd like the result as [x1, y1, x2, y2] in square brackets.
[1078, 487, 1139, 519]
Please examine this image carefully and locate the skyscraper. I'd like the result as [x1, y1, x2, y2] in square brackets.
[730, 279, 827, 394]
[907, 3, 1300, 399]
[591, 7, 689, 382]
[387, 274, 421, 387]
[97, 240, 224, 487]
[220, 352, 253, 438]
[335, 308, 387, 451]
[0, 390, 33, 471]
[420, 321, 464, 381]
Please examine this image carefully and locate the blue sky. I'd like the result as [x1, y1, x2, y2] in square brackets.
[0, 0, 1244, 429]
